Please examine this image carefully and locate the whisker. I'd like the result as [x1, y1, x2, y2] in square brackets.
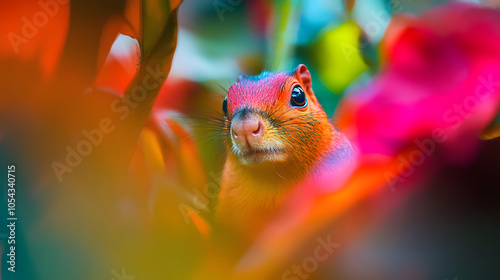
[272, 158, 286, 181]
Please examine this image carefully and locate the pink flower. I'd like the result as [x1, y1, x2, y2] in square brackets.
[337, 3, 500, 163]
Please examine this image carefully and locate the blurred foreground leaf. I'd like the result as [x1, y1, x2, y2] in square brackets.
[141, 0, 182, 57]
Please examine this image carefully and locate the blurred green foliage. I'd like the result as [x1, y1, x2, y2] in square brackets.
[310, 21, 368, 94]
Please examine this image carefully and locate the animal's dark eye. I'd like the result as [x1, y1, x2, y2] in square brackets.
[222, 97, 228, 116]
[290, 85, 307, 108]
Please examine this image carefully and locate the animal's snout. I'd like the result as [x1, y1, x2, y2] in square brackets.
[231, 114, 264, 148]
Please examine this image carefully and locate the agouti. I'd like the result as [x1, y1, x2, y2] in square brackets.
[216, 64, 355, 238]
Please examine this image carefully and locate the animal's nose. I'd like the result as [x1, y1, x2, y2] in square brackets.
[231, 115, 263, 148]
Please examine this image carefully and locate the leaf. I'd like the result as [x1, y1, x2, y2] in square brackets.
[311, 21, 369, 94]
[94, 1, 182, 176]
[141, 0, 181, 58]
[50, 1, 183, 182]
[266, 0, 299, 70]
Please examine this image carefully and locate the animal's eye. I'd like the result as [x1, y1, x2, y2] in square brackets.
[290, 85, 307, 108]
[222, 97, 228, 116]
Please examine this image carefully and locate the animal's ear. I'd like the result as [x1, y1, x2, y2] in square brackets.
[294, 64, 320, 105]
[237, 74, 245, 83]
[294, 64, 312, 91]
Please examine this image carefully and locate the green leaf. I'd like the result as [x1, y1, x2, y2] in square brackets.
[311, 21, 369, 94]
[266, 0, 300, 70]
[141, 0, 173, 58]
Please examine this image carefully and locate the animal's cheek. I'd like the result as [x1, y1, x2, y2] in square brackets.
[261, 126, 285, 145]
[261, 127, 277, 141]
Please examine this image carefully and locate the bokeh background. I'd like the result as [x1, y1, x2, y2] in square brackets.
[1, 0, 500, 279]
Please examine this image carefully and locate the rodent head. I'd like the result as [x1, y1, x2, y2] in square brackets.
[222, 64, 334, 171]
